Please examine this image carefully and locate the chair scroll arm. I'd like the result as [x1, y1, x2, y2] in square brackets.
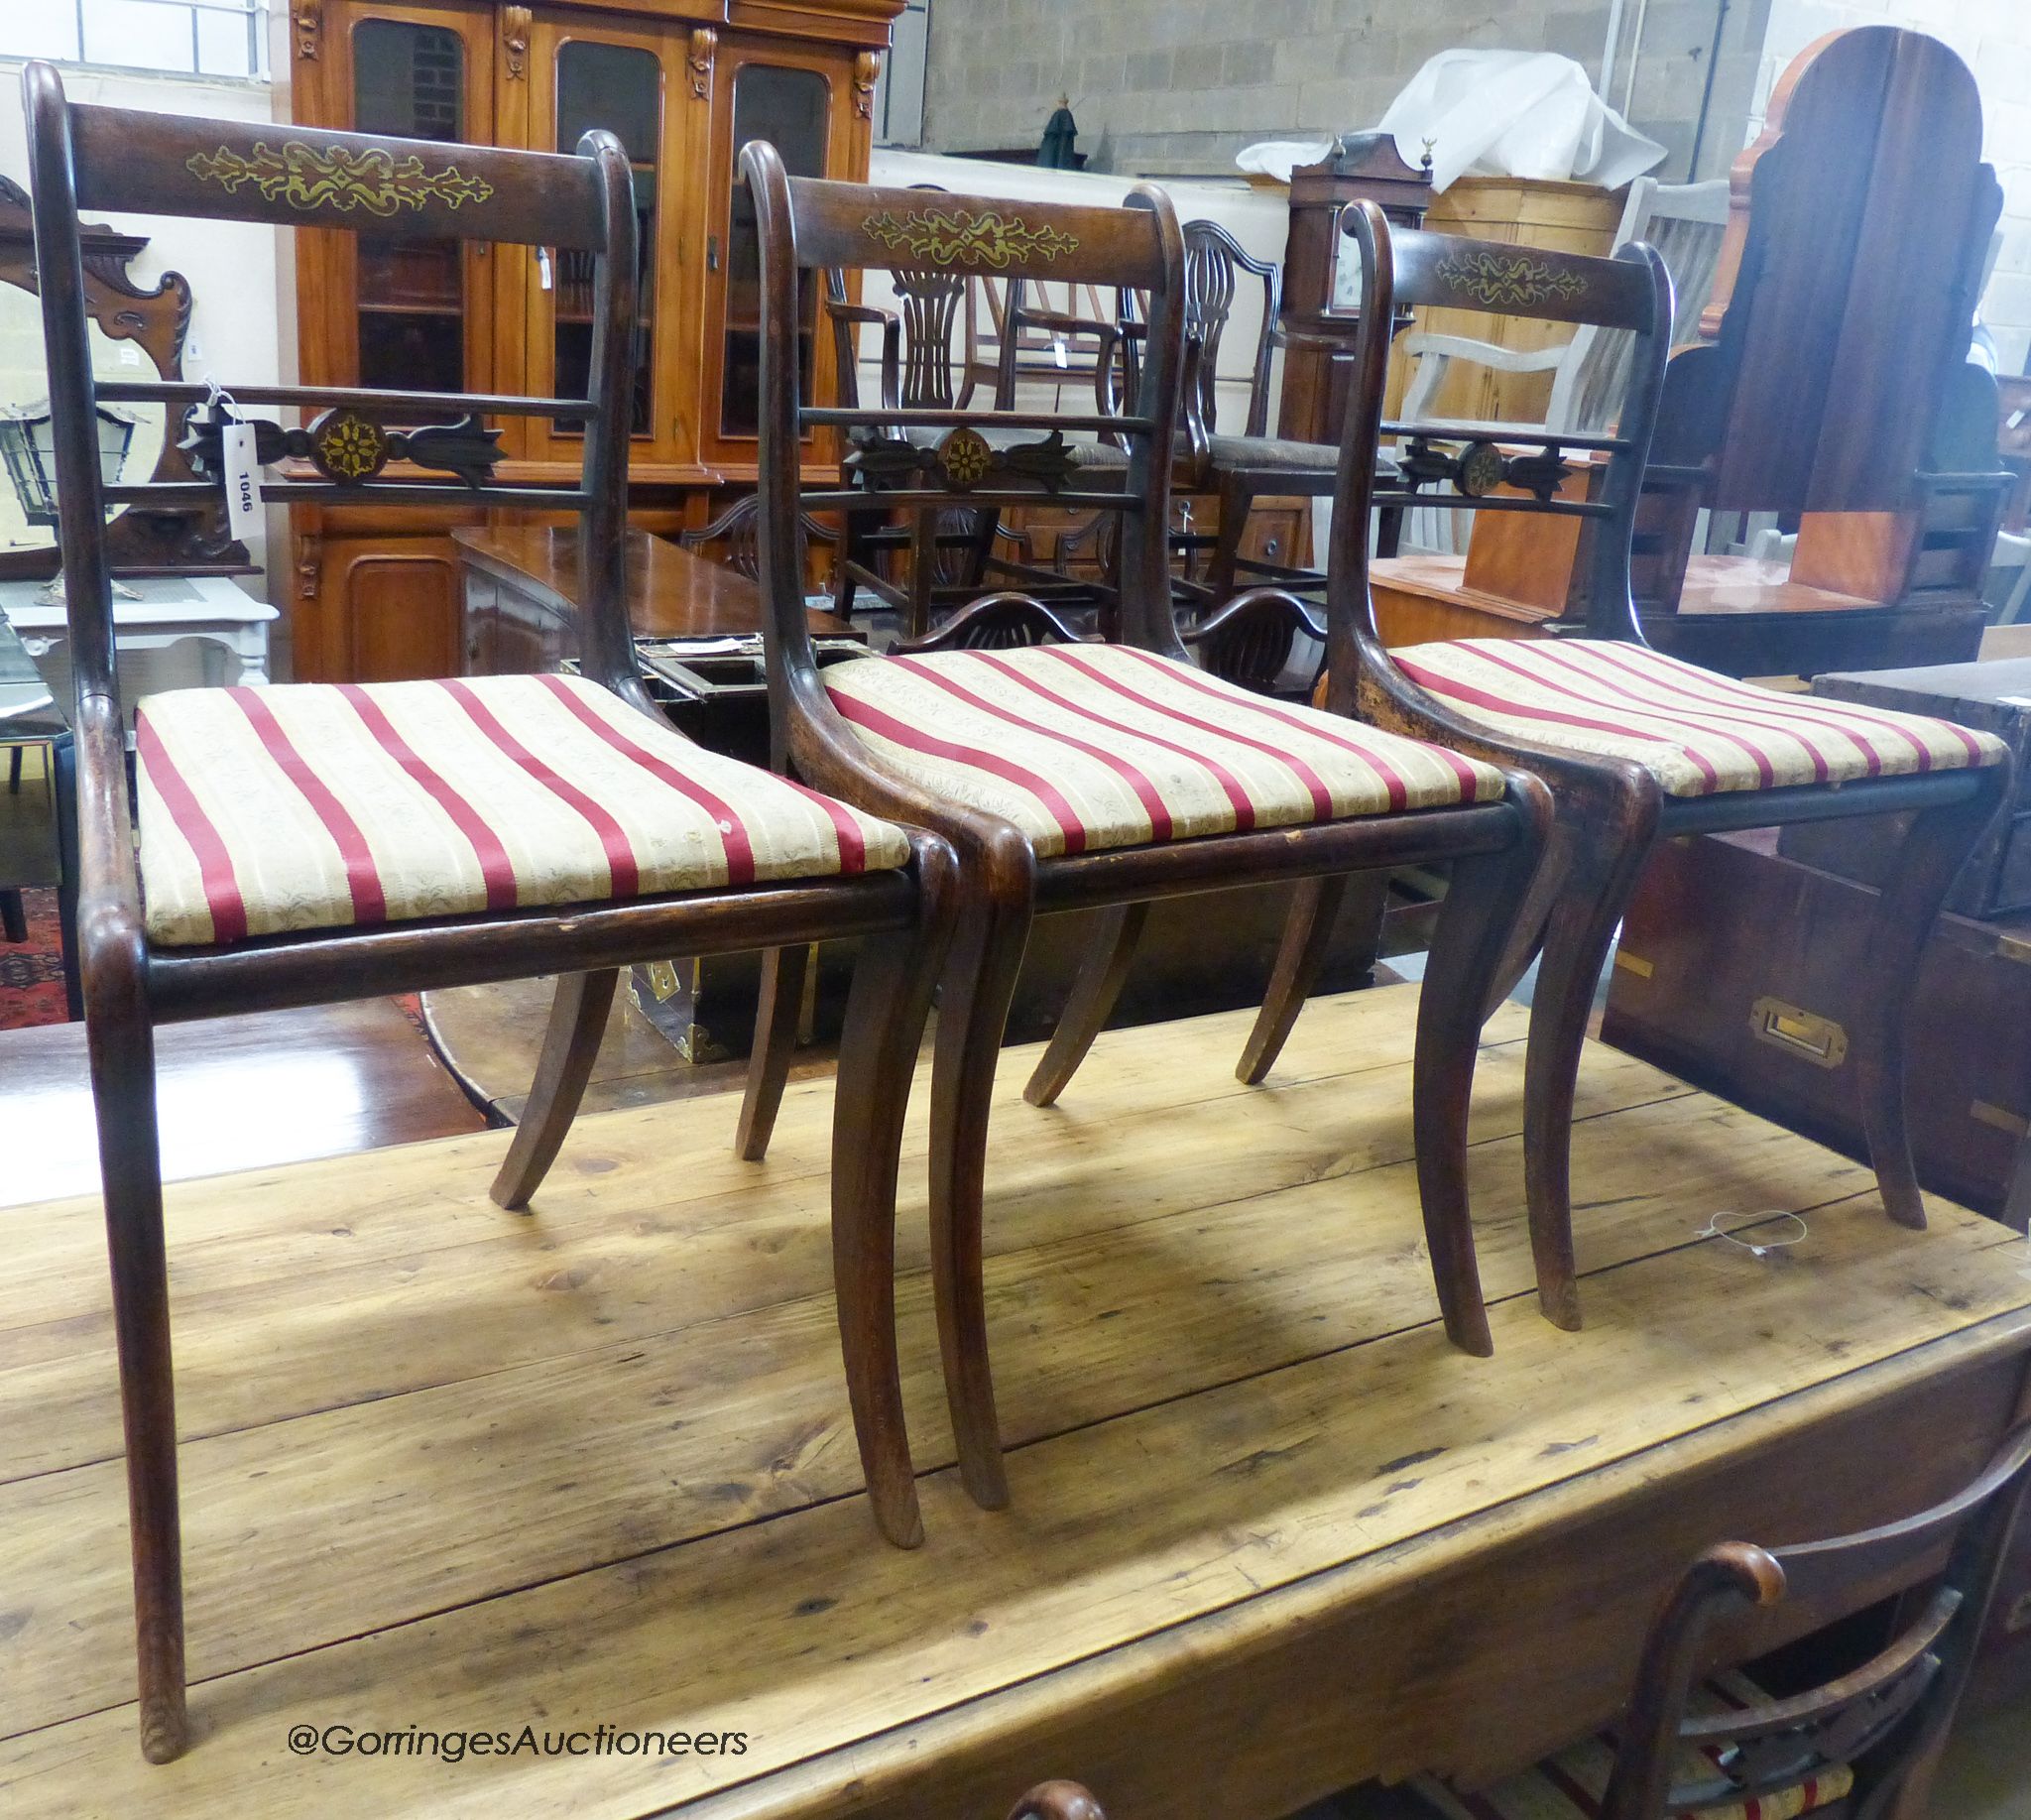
[830, 300, 904, 412]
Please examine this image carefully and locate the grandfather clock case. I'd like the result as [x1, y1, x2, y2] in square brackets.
[278, 0, 900, 682]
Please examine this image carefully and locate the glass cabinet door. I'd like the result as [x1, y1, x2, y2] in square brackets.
[521, 19, 677, 465]
[700, 46, 854, 469]
[332, 2, 495, 394]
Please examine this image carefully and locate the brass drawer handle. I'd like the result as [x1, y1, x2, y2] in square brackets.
[1749, 997, 1848, 1069]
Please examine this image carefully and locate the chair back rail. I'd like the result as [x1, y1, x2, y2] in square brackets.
[1602, 1422, 2031, 1819]
[747, 147, 1188, 752]
[1326, 201, 1673, 711]
[1182, 218, 1280, 442]
[24, 61, 641, 712]
[67, 105, 611, 248]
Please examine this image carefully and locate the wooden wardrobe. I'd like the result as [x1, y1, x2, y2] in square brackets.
[277, 0, 900, 682]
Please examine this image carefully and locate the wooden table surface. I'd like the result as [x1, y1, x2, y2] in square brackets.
[450, 525, 853, 641]
[3, 985, 2027, 1817]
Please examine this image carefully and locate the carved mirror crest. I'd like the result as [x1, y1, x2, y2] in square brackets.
[0, 173, 249, 580]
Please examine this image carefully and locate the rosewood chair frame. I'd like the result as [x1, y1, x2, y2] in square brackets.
[1250, 201, 2011, 1332]
[26, 66, 953, 1762]
[743, 143, 1553, 1515]
[1596, 1422, 2031, 1818]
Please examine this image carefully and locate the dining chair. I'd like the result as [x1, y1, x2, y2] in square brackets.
[24, 63, 954, 1762]
[741, 142, 1552, 1516]
[1245, 200, 2011, 1333]
[1408, 1421, 2031, 1818]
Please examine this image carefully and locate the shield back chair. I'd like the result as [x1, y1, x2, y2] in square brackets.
[824, 245, 1059, 636]
[743, 141, 1554, 1515]
[1410, 1421, 2031, 1820]
[677, 490, 840, 586]
[1243, 199, 2011, 1334]
[25, 63, 955, 1762]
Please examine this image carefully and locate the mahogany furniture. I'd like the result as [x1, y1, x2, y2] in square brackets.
[1276, 132, 1433, 450]
[743, 146, 1552, 1515]
[1239, 200, 2012, 1335]
[1603, 830, 2031, 1231]
[279, 0, 903, 684]
[1411, 1422, 2031, 1819]
[1634, 26, 2008, 676]
[452, 521, 851, 674]
[25, 65, 952, 1761]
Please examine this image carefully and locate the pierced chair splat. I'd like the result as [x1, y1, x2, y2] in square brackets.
[24, 63, 955, 1763]
[1250, 199, 2010, 1335]
[743, 143, 1553, 1517]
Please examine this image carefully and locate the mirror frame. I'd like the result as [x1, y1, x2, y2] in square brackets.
[0, 173, 250, 581]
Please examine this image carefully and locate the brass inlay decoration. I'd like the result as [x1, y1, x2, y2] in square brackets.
[1612, 950, 1653, 979]
[185, 142, 495, 217]
[861, 207, 1078, 270]
[1749, 996, 1848, 1070]
[502, 6, 531, 80]
[687, 28, 716, 101]
[939, 426, 993, 489]
[1456, 440, 1505, 498]
[309, 410, 390, 482]
[1971, 1100, 2029, 1138]
[1433, 249, 1586, 308]
[290, 0, 320, 60]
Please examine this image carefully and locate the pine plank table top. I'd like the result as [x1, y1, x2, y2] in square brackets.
[2, 985, 2028, 1818]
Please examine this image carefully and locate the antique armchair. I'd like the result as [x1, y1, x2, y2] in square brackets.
[1246, 201, 2010, 1333]
[24, 65, 953, 1761]
[823, 256, 1068, 635]
[1409, 1421, 2031, 1818]
[678, 490, 840, 586]
[742, 142, 1552, 1516]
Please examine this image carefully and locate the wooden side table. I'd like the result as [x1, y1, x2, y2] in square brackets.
[0, 573, 277, 695]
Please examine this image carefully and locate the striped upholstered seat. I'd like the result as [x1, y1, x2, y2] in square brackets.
[821, 643, 1503, 857]
[1408, 1674, 1853, 1820]
[135, 673, 911, 948]
[1392, 639, 2007, 798]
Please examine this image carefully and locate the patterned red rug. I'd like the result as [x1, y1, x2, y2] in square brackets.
[0, 889, 70, 1031]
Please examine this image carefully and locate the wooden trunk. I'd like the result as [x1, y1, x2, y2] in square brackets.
[1602, 829, 2031, 1227]
[278, 0, 898, 682]
[1776, 658, 2031, 919]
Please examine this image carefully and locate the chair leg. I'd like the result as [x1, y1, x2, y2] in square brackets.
[1853, 776, 2009, 1230]
[736, 943, 811, 1161]
[89, 1003, 187, 1761]
[490, 969, 620, 1211]
[1523, 832, 1654, 1333]
[7, 743, 21, 792]
[928, 883, 1034, 1512]
[1415, 832, 1548, 1357]
[830, 913, 948, 1549]
[1237, 875, 1352, 1085]
[1209, 476, 1252, 599]
[1, 888, 24, 943]
[1022, 901, 1148, 1108]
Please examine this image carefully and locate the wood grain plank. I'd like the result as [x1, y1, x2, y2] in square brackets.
[0, 1180, 2021, 1817]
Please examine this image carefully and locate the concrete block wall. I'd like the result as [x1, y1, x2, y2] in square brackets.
[920, 0, 1768, 182]
[1749, 0, 2031, 374]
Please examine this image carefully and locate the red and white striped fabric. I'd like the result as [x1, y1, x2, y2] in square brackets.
[1393, 638, 2007, 797]
[821, 643, 1504, 857]
[135, 673, 910, 948]
[1408, 1673, 1853, 1820]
